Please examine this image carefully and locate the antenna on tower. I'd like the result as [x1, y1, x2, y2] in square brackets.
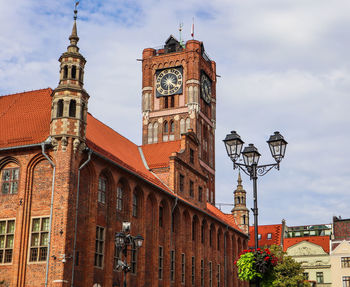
[179, 22, 185, 48]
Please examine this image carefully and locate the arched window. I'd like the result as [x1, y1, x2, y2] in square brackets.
[69, 100, 76, 117]
[79, 68, 83, 82]
[153, 122, 158, 143]
[98, 176, 107, 204]
[1, 165, 19, 194]
[116, 185, 123, 211]
[243, 215, 246, 225]
[201, 222, 205, 244]
[180, 118, 185, 135]
[170, 95, 175, 107]
[192, 219, 196, 241]
[163, 121, 168, 133]
[71, 65, 77, 79]
[170, 120, 174, 133]
[132, 193, 137, 217]
[164, 97, 169, 109]
[185, 118, 191, 132]
[159, 205, 163, 227]
[148, 123, 153, 144]
[63, 66, 68, 79]
[57, 100, 63, 117]
[217, 232, 221, 250]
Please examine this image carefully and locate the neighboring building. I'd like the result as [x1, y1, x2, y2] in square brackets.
[284, 236, 331, 286]
[330, 216, 350, 287]
[248, 222, 284, 249]
[0, 10, 248, 287]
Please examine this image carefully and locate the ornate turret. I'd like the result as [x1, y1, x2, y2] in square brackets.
[232, 172, 249, 234]
[50, 5, 89, 152]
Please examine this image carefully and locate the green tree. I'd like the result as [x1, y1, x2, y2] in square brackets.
[268, 245, 310, 287]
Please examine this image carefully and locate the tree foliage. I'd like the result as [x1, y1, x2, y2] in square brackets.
[268, 245, 311, 287]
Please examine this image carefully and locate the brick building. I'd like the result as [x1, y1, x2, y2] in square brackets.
[0, 10, 248, 287]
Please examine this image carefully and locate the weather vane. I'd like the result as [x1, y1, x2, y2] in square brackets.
[74, 1, 79, 20]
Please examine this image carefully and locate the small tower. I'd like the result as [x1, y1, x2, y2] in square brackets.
[232, 172, 249, 234]
[50, 6, 89, 152]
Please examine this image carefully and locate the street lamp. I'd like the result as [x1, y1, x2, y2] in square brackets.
[115, 222, 144, 287]
[224, 131, 287, 286]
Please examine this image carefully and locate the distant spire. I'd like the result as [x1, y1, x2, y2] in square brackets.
[69, 1, 80, 46]
[179, 22, 185, 47]
[237, 171, 242, 186]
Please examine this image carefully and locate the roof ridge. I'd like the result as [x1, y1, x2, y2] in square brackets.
[0, 87, 52, 98]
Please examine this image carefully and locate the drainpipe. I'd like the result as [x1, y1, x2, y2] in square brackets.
[71, 148, 92, 287]
[41, 138, 55, 287]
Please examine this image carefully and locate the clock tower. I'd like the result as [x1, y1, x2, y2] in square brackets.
[141, 36, 217, 203]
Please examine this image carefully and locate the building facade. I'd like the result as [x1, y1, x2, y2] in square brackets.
[0, 10, 248, 287]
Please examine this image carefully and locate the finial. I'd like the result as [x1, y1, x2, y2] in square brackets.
[69, 1, 80, 46]
[237, 171, 242, 185]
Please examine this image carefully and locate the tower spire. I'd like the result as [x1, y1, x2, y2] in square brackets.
[69, 2, 80, 50]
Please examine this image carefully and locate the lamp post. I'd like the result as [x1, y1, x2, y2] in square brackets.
[115, 222, 144, 287]
[223, 131, 287, 286]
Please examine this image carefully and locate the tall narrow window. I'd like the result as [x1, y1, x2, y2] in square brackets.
[131, 242, 137, 274]
[94, 226, 104, 268]
[159, 206, 163, 227]
[57, 99, 64, 117]
[69, 100, 76, 117]
[158, 246, 163, 279]
[164, 97, 169, 109]
[163, 121, 168, 133]
[209, 261, 212, 287]
[29, 217, 49, 262]
[0, 219, 15, 264]
[190, 148, 194, 164]
[132, 193, 137, 217]
[170, 120, 174, 133]
[1, 168, 19, 194]
[116, 186, 123, 211]
[148, 123, 153, 144]
[343, 276, 350, 287]
[198, 186, 203, 202]
[79, 68, 83, 82]
[192, 256, 195, 285]
[63, 65, 68, 79]
[217, 232, 221, 251]
[153, 122, 158, 143]
[181, 253, 186, 284]
[201, 222, 205, 244]
[98, 177, 106, 204]
[217, 264, 221, 287]
[190, 180, 194, 197]
[209, 226, 213, 247]
[179, 174, 184, 192]
[80, 102, 85, 120]
[192, 220, 196, 241]
[170, 95, 175, 107]
[71, 65, 77, 79]
[170, 250, 175, 282]
[200, 259, 204, 287]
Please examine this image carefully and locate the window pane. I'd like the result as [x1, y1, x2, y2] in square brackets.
[32, 219, 40, 232]
[0, 236, 5, 248]
[4, 250, 12, 263]
[42, 218, 49, 231]
[31, 234, 39, 247]
[11, 182, 18, 194]
[2, 170, 10, 181]
[7, 221, 15, 234]
[39, 247, 47, 261]
[2, 183, 9, 194]
[0, 222, 5, 234]
[30, 248, 38, 261]
[6, 235, 14, 248]
[12, 169, 19, 180]
[40, 233, 49, 246]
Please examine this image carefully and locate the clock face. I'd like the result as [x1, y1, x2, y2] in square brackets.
[201, 73, 212, 104]
[156, 67, 183, 97]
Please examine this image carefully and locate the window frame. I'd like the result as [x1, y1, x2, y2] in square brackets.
[1, 167, 19, 195]
[342, 257, 350, 268]
[316, 271, 324, 284]
[158, 246, 163, 280]
[98, 176, 107, 204]
[191, 256, 195, 286]
[28, 216, 49, 263]
[94, 226, 105, 268]
[132, 193, 138, 217]
[116, 185, 123, 212]
[170, 250, 175, 282]
[181, 253, 186, 284]
[0, 218, 15, 264]
[189, 180, 194, 197]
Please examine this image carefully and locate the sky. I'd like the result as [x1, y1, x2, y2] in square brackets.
[0, 0, 349, 226]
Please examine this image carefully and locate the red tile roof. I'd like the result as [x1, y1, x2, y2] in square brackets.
[283, 236, 330, 253]
[206, 203, 240, 231]
[0, 89, 52, 148]
[141, 141, 182, 169]
[0, 88, 244, 235]
[249, 224, 283, 248]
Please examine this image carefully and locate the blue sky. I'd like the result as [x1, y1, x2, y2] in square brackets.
[1, 0, 349, 226]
